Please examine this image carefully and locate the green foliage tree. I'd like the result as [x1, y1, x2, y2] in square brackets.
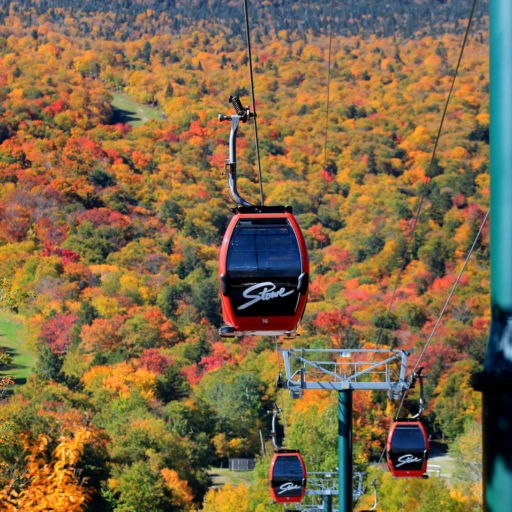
[450, 420, 482, 484]
[109, 461, 172, 512]
[194, 368, 271, 456]
[434, 360, 481, 439]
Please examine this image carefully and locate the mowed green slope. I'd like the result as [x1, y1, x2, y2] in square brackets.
[110, 92, 165, 127]
[0, 312, 34, 385]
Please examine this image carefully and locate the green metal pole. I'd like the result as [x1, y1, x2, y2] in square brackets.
[474, 1, 512, 510]
[338, 390, 352, 512]
[324, 494, 333, 512]
[488, 0, 512, 358]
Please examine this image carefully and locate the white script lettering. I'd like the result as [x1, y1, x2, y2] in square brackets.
[395, 454, 422, 468]
[238, 282, 294, 311]
[277, 482, 302, 495]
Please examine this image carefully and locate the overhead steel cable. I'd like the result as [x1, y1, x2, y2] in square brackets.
[375, 0, 478, 349]
[377, 208, 488, 464]
[242, 0, 264, 205]
[377, 0, 480, 464]
[412, 209, 489, 374]
[392, 208, 489, 424]
[323, 0, 336, 172]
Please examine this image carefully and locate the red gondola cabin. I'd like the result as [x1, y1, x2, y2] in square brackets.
[386, 420, 429, 478]
[219, 205, 309, 337]
[269, 450, 307, 504]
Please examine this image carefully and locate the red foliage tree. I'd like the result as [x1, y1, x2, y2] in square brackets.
[40, 241, 80, 265]
[77, 208, 130, 228]
[39, 313, 79, 354]
[314, 310, 355, 348]
[199, 342, 236, 373]
[138, 348, 171, 374]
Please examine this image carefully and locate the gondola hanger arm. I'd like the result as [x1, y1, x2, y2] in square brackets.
[410, 367, 425, 419]
[269, 404, 281, 451]
[219, 96, 254, 206]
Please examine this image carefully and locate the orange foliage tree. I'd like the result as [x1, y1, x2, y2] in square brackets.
[0, 428, 94, 511]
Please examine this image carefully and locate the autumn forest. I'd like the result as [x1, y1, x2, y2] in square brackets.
[0, 0, 489, 511]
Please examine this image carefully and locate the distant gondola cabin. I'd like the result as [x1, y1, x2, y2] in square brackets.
[219, 206, 309, 337]
[386, 421, 429, 478]
[269, 450, 307, 504]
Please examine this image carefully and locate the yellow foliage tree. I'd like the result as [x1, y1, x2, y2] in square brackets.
[82, 361, 157, 402]
[0, 429, 93, 511]
[212, 432, 230, 460]
[227, 437, 244, 458]
[202, 483, 251, 512]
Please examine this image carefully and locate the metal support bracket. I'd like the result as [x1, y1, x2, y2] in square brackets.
[281, 471, 374, 511]
[279, 348, 410, 400]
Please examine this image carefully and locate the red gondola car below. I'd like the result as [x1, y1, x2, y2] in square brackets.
[219, 205, 309, 337]
[386, 420, 429, 478]
[269, 450, 307, 504]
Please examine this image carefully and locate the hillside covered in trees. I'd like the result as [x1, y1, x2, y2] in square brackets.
[0, 1, 488, 511]
[1, 0, 489, 40]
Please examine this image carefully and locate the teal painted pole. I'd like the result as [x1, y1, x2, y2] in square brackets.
[488, 0, 512, 340]
[473, 0, 512, 510]
[338, 390, 352, 512]
[324, 494, 333, 512]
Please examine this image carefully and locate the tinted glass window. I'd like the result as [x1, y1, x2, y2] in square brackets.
[390, 424, 426, 452]
[227, 218, 302, 278]
[272, 455, 304, 481]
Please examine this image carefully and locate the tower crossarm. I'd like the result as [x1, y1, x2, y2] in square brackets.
[279, 348, 410, 399]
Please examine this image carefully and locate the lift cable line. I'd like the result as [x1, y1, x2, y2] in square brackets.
[223, 0, 480, 507]
[375, 0, 478, 348]
[395, 207, 489, 424]
[376, 207, 489, 464]
[413, 208, 489, 374]
[242, 0, 264, 205]
[379, 0, 481, 462]
[323, 0, 335, 171]
[268, 0, 337, 454]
